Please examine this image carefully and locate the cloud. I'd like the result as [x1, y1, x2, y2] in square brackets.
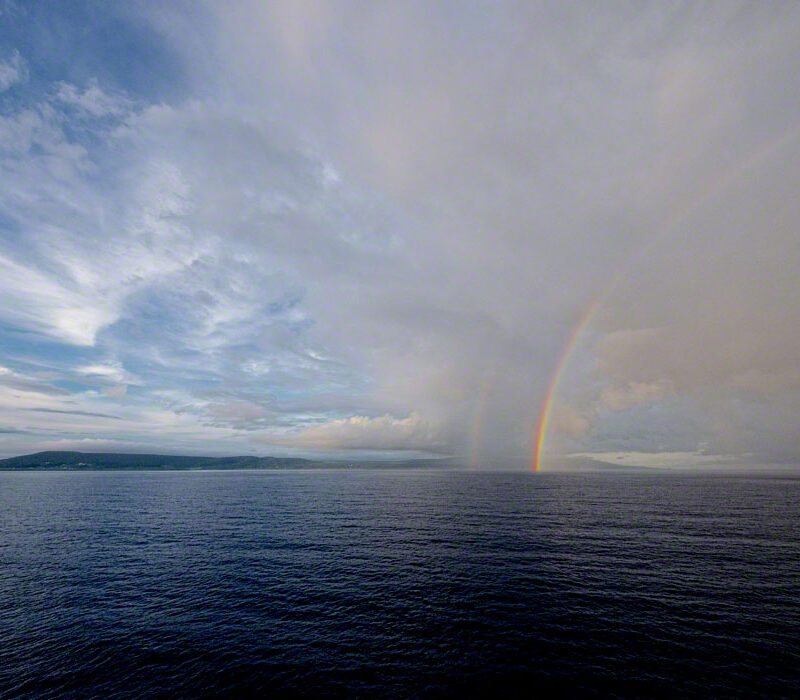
[0, 366, 68, 396]
[29, 438, 160, 453]
[25, 408, 122, 420]
[260, 412, 444, 451]
[0, 50, 26, 92]
[54, 79, 133, 117]
[600, 380, 675, 412]
[76, 362, 136, 393]
[104, 385, 128, 399]
[571, 451, 730, 469]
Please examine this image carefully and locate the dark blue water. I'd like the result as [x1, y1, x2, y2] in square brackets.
[1, 470, 799, 698]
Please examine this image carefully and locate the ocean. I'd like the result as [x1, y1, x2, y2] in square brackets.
[1, 470, 798, 698]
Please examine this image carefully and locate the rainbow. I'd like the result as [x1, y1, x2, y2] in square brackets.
[531, 123, 800, 473]
[531, 298, 603, 472]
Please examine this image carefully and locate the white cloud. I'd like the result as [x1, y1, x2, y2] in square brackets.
[54, 79, 132, 117]
[572, 451, 730, 469]
[76, 363, 134, 383]
[0, 50, 26, 92]
[260, 412, 444, 451]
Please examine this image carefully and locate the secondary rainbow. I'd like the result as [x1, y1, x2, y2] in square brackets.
[468, 371, 489, 469]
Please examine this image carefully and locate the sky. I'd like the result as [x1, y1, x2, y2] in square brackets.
[1, 1, 799, 468]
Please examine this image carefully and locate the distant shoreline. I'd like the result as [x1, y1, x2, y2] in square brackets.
[0, 451, 455, 471]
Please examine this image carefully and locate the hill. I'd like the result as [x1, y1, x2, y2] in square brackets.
[0, 451, 319, 470]
[0, 451, 455, 471]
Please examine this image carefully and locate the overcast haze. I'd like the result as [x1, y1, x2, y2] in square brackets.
[1, 1, 799, 468]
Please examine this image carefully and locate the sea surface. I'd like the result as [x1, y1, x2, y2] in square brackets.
[1, 470, 799, 699]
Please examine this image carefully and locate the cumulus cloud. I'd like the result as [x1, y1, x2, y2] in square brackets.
[260, 413, 445, 451]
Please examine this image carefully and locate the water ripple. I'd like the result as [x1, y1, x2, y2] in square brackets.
[1, 470, 799, 698]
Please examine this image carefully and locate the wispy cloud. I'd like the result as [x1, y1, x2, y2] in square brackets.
[0, 366, 68, 396]
[0, 50, 26, 92]
[54, 79, 132, 117]
[25, 408, 123, 420]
